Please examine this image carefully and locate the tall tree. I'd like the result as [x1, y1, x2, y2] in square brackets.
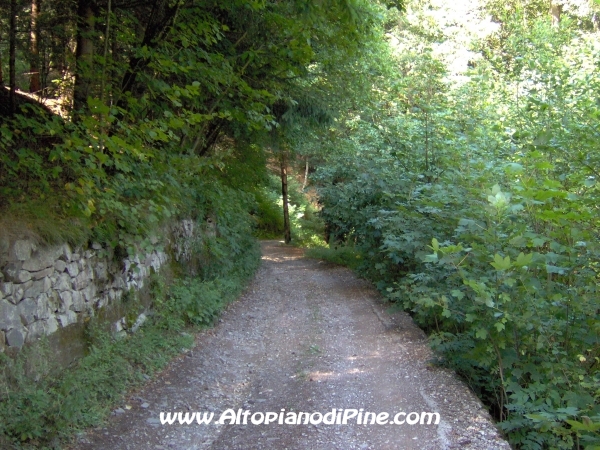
[73, 0, 96, 115]
[0, 48, 4, 85]
[280, 150, 291, 244]
[9, 0, 17, 114]
[29, 0, 40, 93]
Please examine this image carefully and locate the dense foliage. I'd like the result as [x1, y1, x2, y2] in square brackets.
[0, 0, 383, 250]
[313, 1, 600, 448]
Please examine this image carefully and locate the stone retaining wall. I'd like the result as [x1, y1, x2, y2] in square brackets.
[0, 236, 168, 352]
[3, 213, 221, 356]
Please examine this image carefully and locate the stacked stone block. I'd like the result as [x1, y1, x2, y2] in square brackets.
[0, 238, 168, 350]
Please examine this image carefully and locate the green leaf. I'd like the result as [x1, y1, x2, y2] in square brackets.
[423, 253, 438, 263]
[566, 418, 600, 432]
[514, 252, 533, 267]
[545, 265, 567, 275]
[509, 236, 527, 247]
[491, 253, 511, 271]
[450, 289, 464, 300]
[475, 328, 488, 339]
[503, 277, 516, 287]
[583, 178, 595, 187]
[504, 163, 524, 174]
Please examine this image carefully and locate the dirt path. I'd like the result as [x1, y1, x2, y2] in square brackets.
[77, 241, 510, 450]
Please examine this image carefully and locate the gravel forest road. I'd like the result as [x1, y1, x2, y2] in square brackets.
[78, 241, 510, 450]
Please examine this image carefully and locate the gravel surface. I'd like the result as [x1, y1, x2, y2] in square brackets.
[77, 241, 511, 450]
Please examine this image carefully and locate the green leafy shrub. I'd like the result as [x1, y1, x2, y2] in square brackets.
[400, 183, 600, 449]
[312, 9, 600, 448]
[253, 186, 285, 238]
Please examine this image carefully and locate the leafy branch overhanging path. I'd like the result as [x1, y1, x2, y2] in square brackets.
[78, 241, 509, 450]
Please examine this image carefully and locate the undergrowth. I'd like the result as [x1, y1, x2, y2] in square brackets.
[305, 244, 363, 270]
[0, 325, 192, 449]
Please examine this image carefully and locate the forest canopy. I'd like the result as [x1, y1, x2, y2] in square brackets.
[0, 0, 390, 248]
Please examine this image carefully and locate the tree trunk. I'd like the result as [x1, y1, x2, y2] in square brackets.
[100, 0, 111, 105]
[0, 49, 4, 85]
[281, 152, 291, 244]
[110, 20, 118, 105]
[302, 156, 309, 191]
[73, 0, 96, 116]
[9, 0, 17, 114]
[550, 3, 561, 28]
[424, 110, 429, 171]
[29, 0, 41, 94]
